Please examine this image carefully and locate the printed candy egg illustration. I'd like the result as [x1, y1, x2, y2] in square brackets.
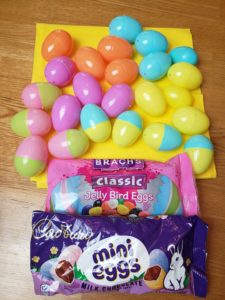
[11, 109, 51, 137]
[139, 52, 172, 81]
[52, 95, 82, 131]
[97, 36, 133, 62]
[112, 110, 143, 147]
[41, 29, 74, 61]
[135, 30, 168, 56]
[101, 84, 134, 117]
[45, 56, 77, 87]
[21, 82, 62, 110]
[167, 62, 202, 90]
[184, 135, 214, 175]
[144, 249, 169, 290]
[73, 72, 103, 106]
[105, 58, 138, 85]
[14, 136, 48, 177]
[74, 47, 105, 80]
[109, 15, 142, 43]
[48, 129, 89, 159]
[58, 245, 82, 266]
[170, 46, 198, 65]
[40, 258, 58, 280]
[173, 107, 210, 135]
[143, 123, 182, 151]
[135, 81, 167, 117]
[80, 104, 111, 142]
[164, 86, 193, 109]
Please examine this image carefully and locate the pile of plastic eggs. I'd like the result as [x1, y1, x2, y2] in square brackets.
[11, 15, 213, 178]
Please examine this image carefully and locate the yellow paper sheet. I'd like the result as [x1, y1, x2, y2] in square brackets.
[31, 23, 216, 188]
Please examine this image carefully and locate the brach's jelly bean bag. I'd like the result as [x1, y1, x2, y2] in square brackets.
[31, 211, 208, 297]
[46, 153, 198, 217]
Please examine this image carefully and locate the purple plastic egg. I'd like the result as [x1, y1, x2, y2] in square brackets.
[101, 84, 134, 117]
[52, 95, 82, 131]
[45, 56, 77, 87]
[73, 72, 103, 105]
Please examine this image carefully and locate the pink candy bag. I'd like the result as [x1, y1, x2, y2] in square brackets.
[46, 153, 199, 217]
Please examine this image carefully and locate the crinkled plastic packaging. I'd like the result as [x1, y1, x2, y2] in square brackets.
[46, 153, 199, 217]
[31, 211, 208, 297]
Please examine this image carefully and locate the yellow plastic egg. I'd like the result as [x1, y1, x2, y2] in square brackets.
[164, 86, 193, 109]
[135, 81, 167, 116]
[173, 107, 210, 135]
[167, 62, 203, 90]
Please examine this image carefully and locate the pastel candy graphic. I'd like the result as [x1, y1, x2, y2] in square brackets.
[40, 258, 58, 280]
[59, 245, 82, 266]
[11, 109, 51, 137]
[184, 135, 214, 175]
[80, 104, 111, 142]
[170, 46, 198, 65]
[14, 136, 48, 177]
[48, 129, 89, 159]
[143, 123, 182, 151]
[21, 82, 62, 110]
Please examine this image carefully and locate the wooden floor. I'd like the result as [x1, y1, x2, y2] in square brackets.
[0, 0, 225, 299]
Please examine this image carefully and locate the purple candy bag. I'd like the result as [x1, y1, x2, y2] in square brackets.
[31, 211, 208, 297]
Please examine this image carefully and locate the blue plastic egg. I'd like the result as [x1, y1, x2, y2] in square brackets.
[109, 16, 142, 43]
[135, 30, 168, 56]
[40, 258, 58, 280]
[80, 104, 111, 142]
[139, 52, 172, 81]
[112, 110, 143, 147]
[143, 123, 182, 151]
[184, 135, 214, 175]
[170, 46, 198, 65]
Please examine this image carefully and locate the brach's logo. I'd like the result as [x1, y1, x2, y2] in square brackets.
[77, 236, 149, 286]
[93, 159, 145, 171]
[92, 174, 147, 189]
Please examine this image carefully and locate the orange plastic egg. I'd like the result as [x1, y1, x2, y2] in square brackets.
[74, 47, 105, 80]
[41, 30, 74, 61]
[105, 58, 138, 85]
[97, 36, 133, 62]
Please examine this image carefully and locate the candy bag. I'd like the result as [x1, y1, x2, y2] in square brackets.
[31, 211, 208, 297]
[46, 153, 199, 217]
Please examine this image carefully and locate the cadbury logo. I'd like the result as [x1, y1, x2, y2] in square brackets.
[91, 174, 147, 189]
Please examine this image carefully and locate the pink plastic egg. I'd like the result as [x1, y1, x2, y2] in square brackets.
[44, 56, 77, 87]
[101, 84, 134, 117]
[73, 72, 103, 105]
[14, 136, 48, 177]
[11, 109, 51, 137]
[52, 95, 82, 131]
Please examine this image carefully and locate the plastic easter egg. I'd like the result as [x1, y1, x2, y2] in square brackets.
[167, 62, 203, 90]
[52, 95, 81, 131]
[170, 46, 198, 65]
[164, 86, 193, 109]
[41, 30, 74, 61]
[21, 82, 62, 110]
[135, 81, 167, 116]
[45, 56, 77, 87]
[14, 136, 48, 177]
[143, 123, 182, 151]
[80, 104, 111, 142]
[97, 36, 133, 62]
[105, 58, 138, 85]
[109, 15, 142, 43]
[144, 249, 169, 290]
[40, 258, 58, 280]
[74, 47, 105, 80]
[11, 109, 51, 137]
[101, 84, 134, 117]
[173, 107, 210, 135]
[135, 30, 168, 56]
[73, 72, 103, 105]
[139, 52, 172, 81]
[48, 129, 89, 159]
[112, 110, 142, 147]
[184, 135, 213, 174]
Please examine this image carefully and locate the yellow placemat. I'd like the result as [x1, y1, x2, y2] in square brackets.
[31, 23, 216, 188]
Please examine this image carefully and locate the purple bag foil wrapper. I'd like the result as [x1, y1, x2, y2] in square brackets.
[31, 211, 208, 297]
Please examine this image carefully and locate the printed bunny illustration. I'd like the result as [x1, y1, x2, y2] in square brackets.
[164, 242, 186, 290]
